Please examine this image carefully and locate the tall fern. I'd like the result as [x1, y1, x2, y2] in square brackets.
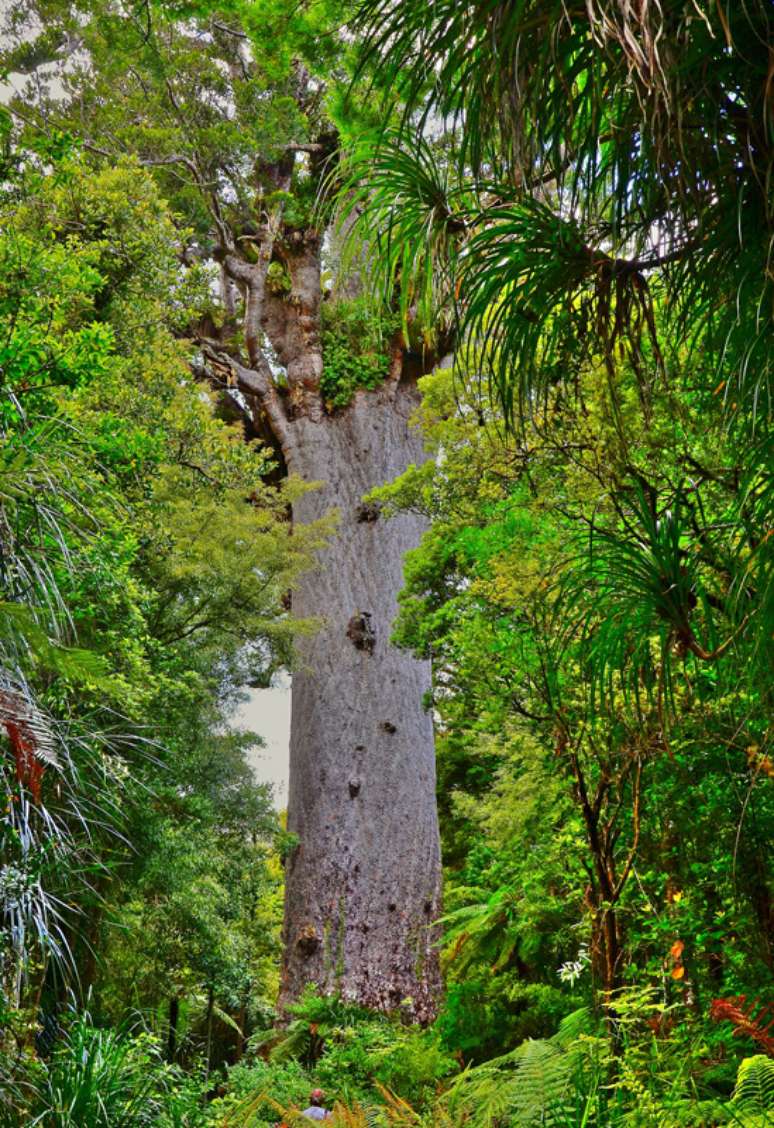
[439, 1008, 606, 1127]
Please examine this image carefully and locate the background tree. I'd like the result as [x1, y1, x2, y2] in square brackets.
[0, 139, 324, 1090]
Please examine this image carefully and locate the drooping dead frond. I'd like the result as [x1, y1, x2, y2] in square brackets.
[585, 0, 671, 94]
[711, 996, 774, 1058]
[0, 678, 60, 802]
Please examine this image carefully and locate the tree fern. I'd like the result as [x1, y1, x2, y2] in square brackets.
[441, 1009, 602, 1127]
[437, 887, 521, 975]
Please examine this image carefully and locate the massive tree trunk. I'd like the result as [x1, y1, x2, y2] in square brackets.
[201, 195, 443, 1021]
[280, 387, 442, 1022]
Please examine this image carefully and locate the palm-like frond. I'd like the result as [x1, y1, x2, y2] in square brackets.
[0, 420, 143, 989]
[556, 483, 751, 714]
[351, 0, 774, 419]
[456, 196, 663, 425]
[0, 677, 59, 773]
[334, 130, 470, 344]
[0, 685, 135, 981]
[355, 0, 773, 214]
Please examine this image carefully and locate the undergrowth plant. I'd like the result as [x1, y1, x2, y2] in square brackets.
[25, 1011, 178, 1128]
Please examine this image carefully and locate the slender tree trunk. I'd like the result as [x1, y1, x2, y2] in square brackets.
[279, 383, 442, 1023]
[167, 996, 179, 1063]
[205, 984, 214, 1073]
[234, 994, 247, 1061]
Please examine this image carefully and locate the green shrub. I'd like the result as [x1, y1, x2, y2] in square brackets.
[312, 1017, 456, 1110]
[207, 1058, 313, 1127]
[26, 1012, 181, 1127]
[224, 991, 457, 1119]
[438, 979, 579, 1062]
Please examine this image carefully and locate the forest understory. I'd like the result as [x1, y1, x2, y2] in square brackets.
[0, 0, 772, 1125]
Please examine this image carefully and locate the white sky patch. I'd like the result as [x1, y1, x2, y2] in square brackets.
[230, 673, 291, 809]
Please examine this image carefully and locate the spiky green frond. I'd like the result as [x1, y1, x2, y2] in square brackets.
[352, 0, 774, 419]
[555, 482, 755, 715]
[26, 1010, 172, 1128]
[334, 130, 470, 344]
[456, 195, 662, 424]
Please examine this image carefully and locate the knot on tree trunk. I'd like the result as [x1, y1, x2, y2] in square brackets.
[347, 611, 375, 654]
[296, 923, 321, 955]
[355, 501, 381, 523]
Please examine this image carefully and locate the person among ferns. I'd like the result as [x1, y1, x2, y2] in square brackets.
[302, 1089, 333, 1120]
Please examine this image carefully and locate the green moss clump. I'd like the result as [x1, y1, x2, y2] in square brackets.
[266, 259, 292, 294]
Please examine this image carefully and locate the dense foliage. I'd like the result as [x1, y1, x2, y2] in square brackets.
[1, 0, 772, 1125]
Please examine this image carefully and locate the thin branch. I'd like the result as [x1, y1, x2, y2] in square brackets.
[683, 613, 751, 661]
[614, 756, 643, 900]
[209, 19, 249, 39]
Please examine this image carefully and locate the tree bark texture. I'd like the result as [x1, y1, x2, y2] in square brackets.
[279, 387, 442, 1023]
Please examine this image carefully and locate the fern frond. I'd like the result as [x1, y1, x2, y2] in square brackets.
[733, 1056, 774, 1113]
[0, 677, 60, 773]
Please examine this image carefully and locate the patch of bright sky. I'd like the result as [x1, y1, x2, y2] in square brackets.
[231, 674, 291, 810]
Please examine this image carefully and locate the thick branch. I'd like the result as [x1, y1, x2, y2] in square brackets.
[200, 341, 293, 458]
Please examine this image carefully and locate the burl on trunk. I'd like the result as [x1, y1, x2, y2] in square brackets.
[203, 217, 442, 1022]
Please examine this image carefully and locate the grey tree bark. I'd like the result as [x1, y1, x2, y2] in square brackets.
[280, 388, 442, 1021]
